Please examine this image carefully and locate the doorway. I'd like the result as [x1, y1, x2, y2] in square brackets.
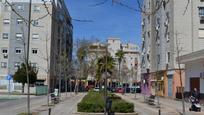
[190, 77, 200, 92]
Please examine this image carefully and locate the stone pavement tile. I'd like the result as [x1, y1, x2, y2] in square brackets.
[39, 93, 86, 115]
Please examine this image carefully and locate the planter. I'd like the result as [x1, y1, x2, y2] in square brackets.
[75, 112, 138, 115]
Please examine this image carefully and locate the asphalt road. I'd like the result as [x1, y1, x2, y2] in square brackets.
[0, 93, 86, 115]
[0, 95, 47, 115]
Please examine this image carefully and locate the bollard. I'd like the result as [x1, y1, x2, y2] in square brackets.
[158, 109, 161, 115]
[48, 107, 51, 115]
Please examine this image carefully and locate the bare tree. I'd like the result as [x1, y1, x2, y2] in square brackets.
[175, 31, 186, 115]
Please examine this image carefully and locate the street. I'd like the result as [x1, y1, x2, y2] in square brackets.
[0, 94, 46, 115]
[0, 93, 86, 115]
[1, 92, 204, 115]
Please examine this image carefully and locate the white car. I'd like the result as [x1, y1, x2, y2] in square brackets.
[93, 87, 100, 92]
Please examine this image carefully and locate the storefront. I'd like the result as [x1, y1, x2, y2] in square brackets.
[180, 49, 204, 99]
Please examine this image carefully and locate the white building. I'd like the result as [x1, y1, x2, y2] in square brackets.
[107, 38, 140, 84]
[87, 38, 140, 85]
[180, 49, 204, 99]
[141, 0, 204, 97]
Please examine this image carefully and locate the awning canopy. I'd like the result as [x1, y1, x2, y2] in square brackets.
[180, 49, 204, 63]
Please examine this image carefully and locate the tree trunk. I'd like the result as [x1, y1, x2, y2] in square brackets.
[69, 78, 72, 93]
[119, 62, 121, 86]
[65, 77, 68, 97]
[75, 79, 78, 94]
[22, 83, 25, 93]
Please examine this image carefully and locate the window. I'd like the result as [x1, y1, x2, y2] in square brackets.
[147, 31, 150, 38]
[2, 33, 9, 39]
[1, 62, 7, 68]
[157, 54, 160, 64]
[148, 16, 150, 24]
[32, 34, 39, 39]
[33, 6, 40, 12]
[2, 48, 8, 54]
[200, 17, 204, 24]
[14, 62, 20, 69]
[166, 32, 170, 42]
[3, 19, 10, 25]
[17, 5, 24, 11]
[16, 33, 23, 40]
[32, 48, 38, 54]
[167, 52, 170, 63]
[31, 63, 37, 69]
[15, 47, 22, 54]
[199, 7, 204, 17]
[17, 18, 23, 24]
[199, 29, 204, 38]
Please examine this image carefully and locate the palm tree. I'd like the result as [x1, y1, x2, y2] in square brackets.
[115, 50, 125, 85]
[96, 55, 115, 89]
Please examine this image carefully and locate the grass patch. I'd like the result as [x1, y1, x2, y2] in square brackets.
[77, 91, 134, 113]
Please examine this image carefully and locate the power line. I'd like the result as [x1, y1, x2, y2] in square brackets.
[72, 18, 93, 22]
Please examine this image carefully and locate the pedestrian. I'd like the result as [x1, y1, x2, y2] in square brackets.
[192, 88, 199, 100]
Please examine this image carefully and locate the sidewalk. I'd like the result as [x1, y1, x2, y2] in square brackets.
[38, 93, 86, 115]
[116, 93, 204, 115]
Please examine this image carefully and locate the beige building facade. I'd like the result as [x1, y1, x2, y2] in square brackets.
[0, 0, 73, 92]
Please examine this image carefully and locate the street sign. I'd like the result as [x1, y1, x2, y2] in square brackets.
[6, 74, 12, 80]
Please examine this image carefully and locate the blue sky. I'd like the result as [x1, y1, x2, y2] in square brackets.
[65, 0, 141, 46]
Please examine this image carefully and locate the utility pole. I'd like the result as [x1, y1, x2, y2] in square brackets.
[25, 0, 32, 114]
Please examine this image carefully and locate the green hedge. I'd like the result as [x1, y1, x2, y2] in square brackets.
[77, 91, 134, 113]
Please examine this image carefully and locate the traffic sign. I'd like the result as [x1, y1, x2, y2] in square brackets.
[6, 74, 12, 80]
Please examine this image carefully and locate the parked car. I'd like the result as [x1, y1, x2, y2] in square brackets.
[85, 85, 94, 91]
[93, 87, 100, 92]
[116, 87, 124, 93]
[136, 86, 141, 93]
[130, 86, 141, 93]
[111, 87, 116, 92]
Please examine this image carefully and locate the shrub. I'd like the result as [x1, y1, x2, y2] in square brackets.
[77, 91, 134, 113]
[112, 100, 134, 113]
[77, 91, 105, 112]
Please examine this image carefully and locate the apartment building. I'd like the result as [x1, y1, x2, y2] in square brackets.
[0, 0, 73, 92]
[87, 38, 140, 86]
[108, 38, 140, 83]
[141, 0, 204, 97]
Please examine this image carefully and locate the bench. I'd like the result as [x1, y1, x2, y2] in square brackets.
[146, 95, 155, 105]
[50, 93, 60, 104]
